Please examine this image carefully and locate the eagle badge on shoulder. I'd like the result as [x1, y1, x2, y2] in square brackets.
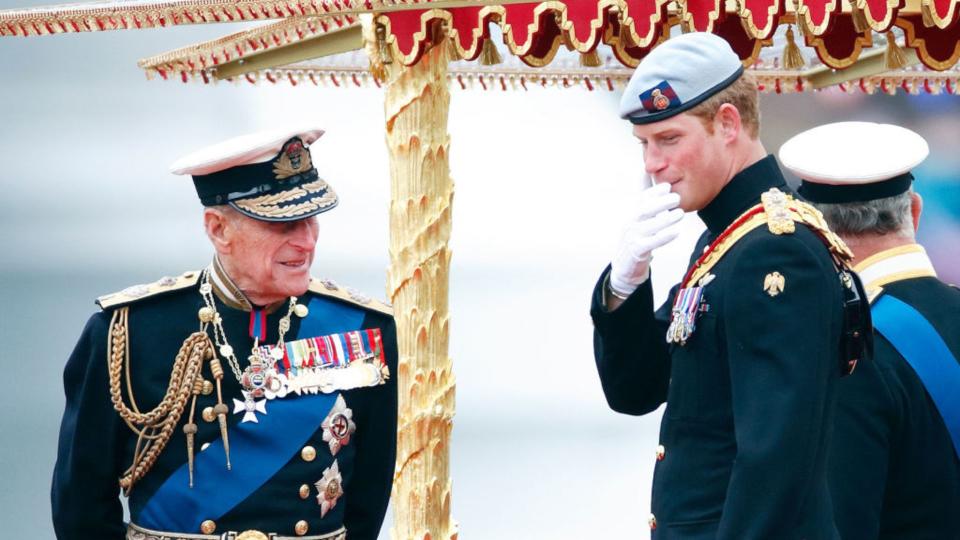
[764, 271, 786, 297]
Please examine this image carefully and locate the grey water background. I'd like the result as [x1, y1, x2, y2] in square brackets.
[1, 4, 959, 538]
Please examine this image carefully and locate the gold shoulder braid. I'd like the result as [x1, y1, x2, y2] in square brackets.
[682, 188, 853, 289]
[671, 188, 865, 374]
[108, 307, 215, 493]
[108, 268, 305, 492]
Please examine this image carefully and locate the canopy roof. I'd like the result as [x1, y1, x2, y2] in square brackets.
[2, 0, 958, 94]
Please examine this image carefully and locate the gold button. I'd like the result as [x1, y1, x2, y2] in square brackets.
[299, 484, 310, 499]
[648, 513, 657, 530]
[200, 520, 216, 534]
[202, 407, 216, 423]
[201, 442, 210, 451]
[301, 446, 316, 462]
[294, 304, 309, 318]
[202, 380, 214, 395]
[656, 445, 665, 461]
[295, 520, 309, 536]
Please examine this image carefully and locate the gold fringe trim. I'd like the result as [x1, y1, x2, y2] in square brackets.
[149, 59, 960, 96]
[139, 15, 350, 78]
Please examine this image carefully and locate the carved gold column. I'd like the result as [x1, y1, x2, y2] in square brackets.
[365, 16, 458, 540]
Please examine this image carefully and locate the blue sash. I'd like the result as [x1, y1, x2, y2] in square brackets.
[137, 296, 366, 531]
[872, 294, 960, 458]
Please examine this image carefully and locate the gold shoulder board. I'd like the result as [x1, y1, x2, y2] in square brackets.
[97, 271, 201, 310]
[308, 277, 393, 316]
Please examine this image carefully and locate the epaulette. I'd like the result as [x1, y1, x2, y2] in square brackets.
[308, 277, 393, 316]
[682, 188, 854, 288]
[96, 270, 201, 310]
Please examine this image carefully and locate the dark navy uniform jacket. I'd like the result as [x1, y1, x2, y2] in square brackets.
[51, 269, 397, 540]
[829, 254, 960, 540]
[591, 156, 846, 539]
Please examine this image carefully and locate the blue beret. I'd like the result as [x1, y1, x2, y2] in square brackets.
[619, 32, 744, 125]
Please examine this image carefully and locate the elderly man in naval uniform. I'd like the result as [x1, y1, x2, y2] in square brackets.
[52, 128, 398, 540]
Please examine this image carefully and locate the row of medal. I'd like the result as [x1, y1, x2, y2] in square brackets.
[233, 329, 389, 423]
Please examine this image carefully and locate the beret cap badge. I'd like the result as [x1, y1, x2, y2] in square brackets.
[652, 90, 670, 111]
[640, 81, 680, 114]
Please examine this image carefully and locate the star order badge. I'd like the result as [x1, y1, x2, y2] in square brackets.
[315, 461, 344, 518]
[322, 395, 356, 456]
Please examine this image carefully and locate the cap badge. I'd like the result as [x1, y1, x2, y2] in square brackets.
[640, 81, 680, 114]
[652, 90, 669, 111]
[272, 138, 313, 180]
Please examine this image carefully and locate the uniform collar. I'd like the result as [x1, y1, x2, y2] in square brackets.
[698, 155, 788, 234]
[208, 255, 285, 314]
[853, 244, 936, 295]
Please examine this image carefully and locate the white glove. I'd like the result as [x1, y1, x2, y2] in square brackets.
[609, 182, 684, 297]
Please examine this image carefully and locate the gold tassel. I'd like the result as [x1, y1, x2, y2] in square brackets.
[884, 32, 907, 70]
[184, 421, 198, 487]
[921, 4, 937, 28]
[479, 38, 502, 65]
[555, 13, 574, 51]
[580, 49, 602, 67]
[619, 17, 638, 48]
[184, 376, 204, 488]
[377, 23, 393, 66]
[447, 36, 462, 61]
[782, 26, 806, 70]
[851, 1, 869, 34]
[208, 357, 232, 470]
[431, 20, 459, 61]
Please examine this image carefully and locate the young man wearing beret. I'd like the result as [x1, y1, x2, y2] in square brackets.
[590, 33, 869, 539]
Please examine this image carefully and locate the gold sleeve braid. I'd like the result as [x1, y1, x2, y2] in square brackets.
[107, 307, 215, 493]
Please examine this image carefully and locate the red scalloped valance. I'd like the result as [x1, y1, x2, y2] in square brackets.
[376, 0, 960, 70]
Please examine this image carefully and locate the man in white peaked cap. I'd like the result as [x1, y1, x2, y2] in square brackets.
[782, 121, 960, 539]
[52, 128, 398, 540]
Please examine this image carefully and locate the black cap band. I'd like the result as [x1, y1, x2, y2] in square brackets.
[194, 166, 318, 206]
[798, 173, 913, 204]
